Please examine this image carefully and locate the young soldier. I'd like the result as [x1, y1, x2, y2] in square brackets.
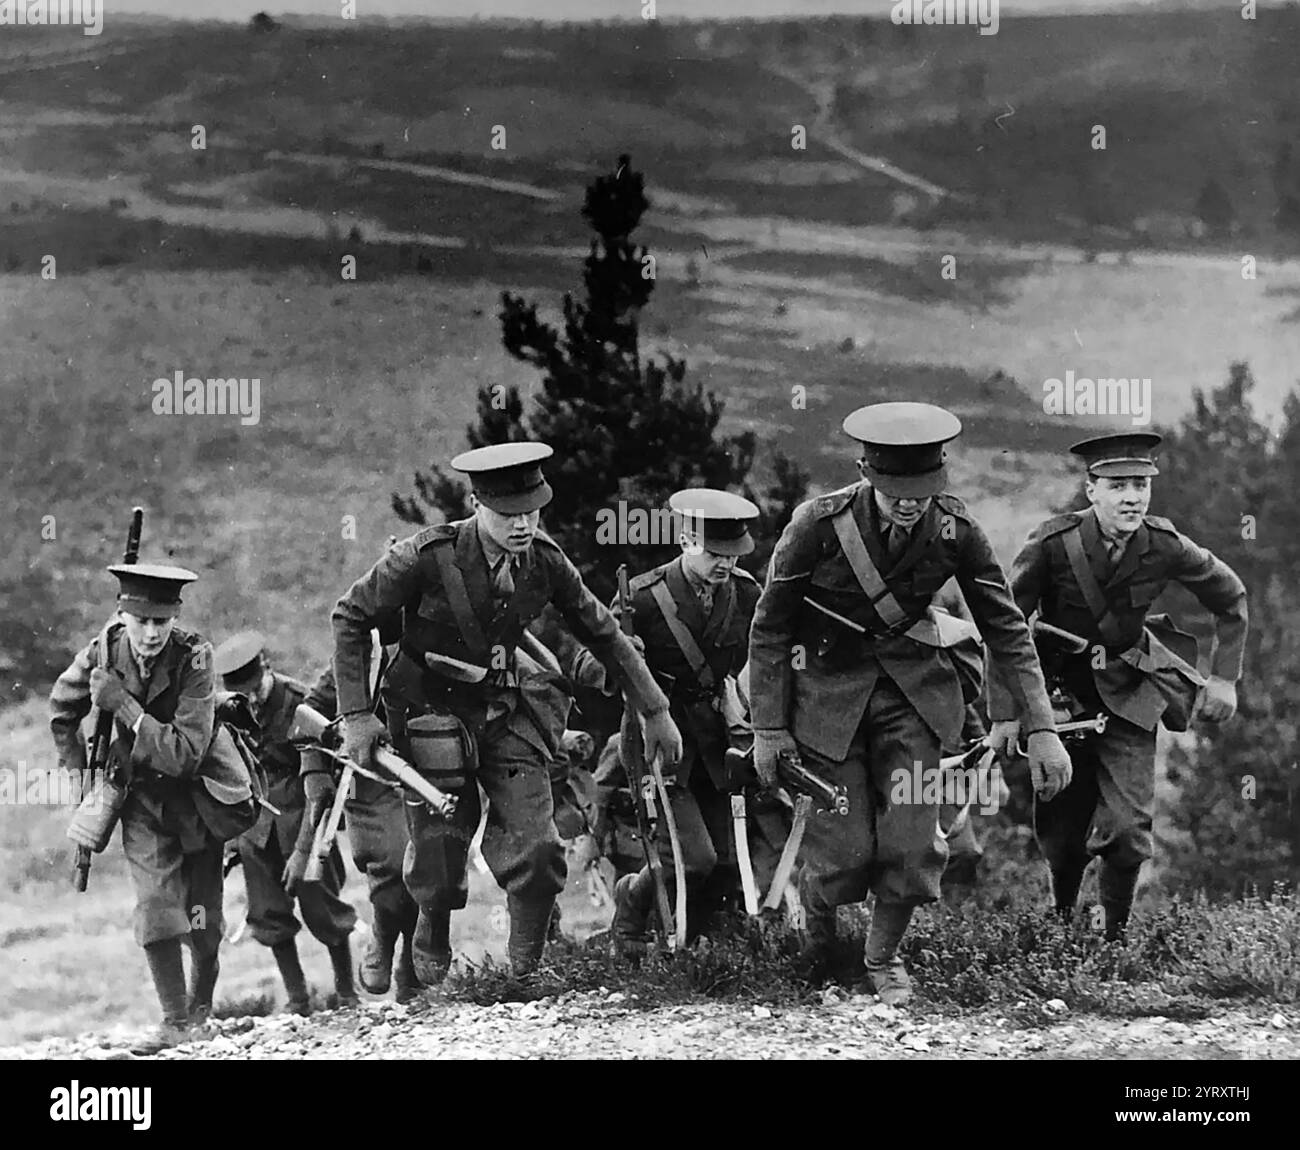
[748, 403, 1071, 1004]
[986, 432, 1247, 939]
[609, 488, 762, 948]
[331, 442, 682, 982]
[50, 563, 225, 1054]
[214, 632, 358, 1013]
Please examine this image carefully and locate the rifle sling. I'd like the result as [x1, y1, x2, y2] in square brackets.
[648, 580, 716, 692]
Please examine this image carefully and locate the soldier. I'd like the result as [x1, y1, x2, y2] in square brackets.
[331, 441, 682, 983]
[50, 563, 225, 1054]
[986, 432, 1247, 939]
[609, 488, 762, 948]
[748, 402, 1072, 1005]
[214, 632, 358, 1013]
[299, 653, 422, 1004]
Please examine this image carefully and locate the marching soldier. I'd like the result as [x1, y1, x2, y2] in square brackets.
[299, 656, 422, 1004]
[986, 432, 1247, 939]
[214, 633, 358, 1013]
[609, 489, 762, 948]
[331, 441, 682, 983]
[50, 563, 226, 1054]
[748, 402, 1072, 1005]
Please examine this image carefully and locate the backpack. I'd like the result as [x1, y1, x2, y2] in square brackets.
[192, 694, 272, 843]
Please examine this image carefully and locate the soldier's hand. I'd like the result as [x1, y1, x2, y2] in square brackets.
[1198, 676, 1237, 723]
[282, 848, 310, 896]
[1026, 730, 1073, 802]
[987, 719, 1021, 757]
[571, 652, 608, 692]
[642, 708, 683, 767]
[341, 711, 386, 768]
[89, 667, 132, 715]
[302, 769, 336, 830]
[560, 728, 596, 762]
[753, 728, 797, 790]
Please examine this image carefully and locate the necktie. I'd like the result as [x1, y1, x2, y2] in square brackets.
[696, 584, 714, 617]
[1103, 534, 1126, 572]
[492, 554, 516, 599]
[884, 524, 909, 564]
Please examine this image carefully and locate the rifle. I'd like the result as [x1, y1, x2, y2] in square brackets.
[69, 506, 143, 892]
[616, 563, 684, 950]
[288, 702, 458, 819]
[724, 746, 850, 817]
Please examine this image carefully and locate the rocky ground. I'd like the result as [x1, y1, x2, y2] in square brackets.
[7, 992, 1297, 1061]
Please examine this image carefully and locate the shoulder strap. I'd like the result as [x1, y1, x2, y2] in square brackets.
[648, 580, 716, 690]
[431, 542, 490, 660]
[830, 509, 910, 629]
[1061, 527, 1123, 644]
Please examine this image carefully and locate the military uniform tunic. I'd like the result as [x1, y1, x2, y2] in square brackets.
[332, 519, 670, 913]
[236, 671, 356, 948]
[987, 507, 1248, 871]
[748, 483, 1056, 909]
[50, 623, 224, 951]
[620, 557, 760, 897]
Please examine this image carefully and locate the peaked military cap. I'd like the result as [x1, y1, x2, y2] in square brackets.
[214, 631, 265, 680]
[842, 402, 962, 498]
[108, 562, 198, 618]
[1069, 432, 1161, 478]
[451, 441, 554, 514]
[669, 488, 761, 557]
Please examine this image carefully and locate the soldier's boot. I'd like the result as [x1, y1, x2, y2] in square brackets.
[506, 893, 555, 977]
[411, 905, 452, 987]
[863, 901, 915, 1008]
[794, 874, 837, 985]
[1099, 860, 1141, 943]
[272, 939, 312, 1016]
[187, 951, 220, 1025]
[393, 930, 421, 1004]
[357, 922, 399, 995]
[1049, 856, 1089, 922]
[610, 871, 654, 957]
[328, 937, 360, 1008]
[132, 939, 208, 1055]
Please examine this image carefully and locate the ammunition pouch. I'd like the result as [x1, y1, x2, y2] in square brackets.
[405, 710, 477, 794]
[66, 772, 129, 854]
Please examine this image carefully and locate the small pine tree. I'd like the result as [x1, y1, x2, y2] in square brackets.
[393, 155, 807, 600]
[1147, 365, 1300, 895]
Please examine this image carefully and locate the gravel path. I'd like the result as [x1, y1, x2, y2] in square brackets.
[9, 993, 1297, 1061]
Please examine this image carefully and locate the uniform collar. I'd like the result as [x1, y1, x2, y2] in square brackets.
[475, 520, 523, 571]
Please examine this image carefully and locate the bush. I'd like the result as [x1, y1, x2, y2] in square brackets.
[435, 889, 1300, 1014]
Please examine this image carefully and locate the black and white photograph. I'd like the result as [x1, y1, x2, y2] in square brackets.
[1, 0, 1297, 1095]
